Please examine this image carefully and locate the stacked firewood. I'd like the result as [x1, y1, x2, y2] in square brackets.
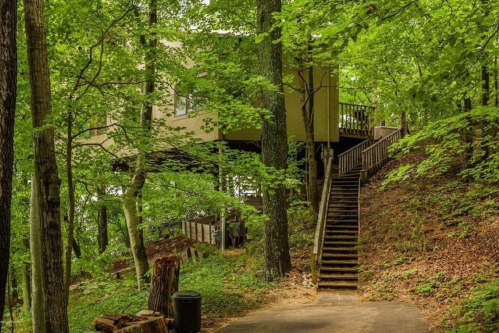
[92, 310, 173, 332]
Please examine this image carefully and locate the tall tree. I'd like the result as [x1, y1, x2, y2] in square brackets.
[30, 177, 46, 333]
[257, 0, 291, 281]
[97, 186, 108, 254]
[0, 0, 17, 329]
[23, 0, 69, 330]
[123, 0, 157, 289]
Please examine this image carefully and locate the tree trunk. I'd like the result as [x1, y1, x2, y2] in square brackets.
[123, 182, 150, 289]
[23, 0, 69, 330]
[97, 187, 108, 254]
[257, 0, 292, 281]
[148, 256, 179, 318]
[482, 64, 490, 106]
[299, 68, 318, 214]
[9, 265, 18, 305]
[64, 114, 75, 300]
[123, 0, 157, 289]
[0, 0, 17, 328]
[72, 238, 81, 258]
[22, 237, 32, 312]
[30, 176, 46, 333]
[302, 65, 318, 215]
[400, 111, 408, 137]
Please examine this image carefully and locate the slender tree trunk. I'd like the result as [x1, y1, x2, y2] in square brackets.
[494, 56, 498, 107]
[123, 164, 149, 288]
[23, 0, 69, 330]
[306, 66, 318, 214]
[400, 111, 408, 137]
[22, 238, 32, 312]
[299, 67, 318, 214]
[30, 177, 46, 333]
[123, 0, 157, 289]
[257, 0, 291, 281]
[0, 0, 17, 328]
[482, 64, 490, 106]
[64, 114, 75, 299]
[9, 265, 18, 305]
[72, 238, 81, 258]
[97, 187, 108, 254]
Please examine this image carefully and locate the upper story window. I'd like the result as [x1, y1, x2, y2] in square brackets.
[174, 83, 203, 116]
[174, 92, 188, 116]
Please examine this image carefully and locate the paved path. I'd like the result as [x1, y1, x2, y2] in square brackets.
[219, 292, 428, 333]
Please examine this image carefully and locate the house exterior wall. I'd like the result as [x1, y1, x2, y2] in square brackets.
[161, 66, 340, 143]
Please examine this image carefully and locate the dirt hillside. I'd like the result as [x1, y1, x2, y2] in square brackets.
[358, 152, 499, 332]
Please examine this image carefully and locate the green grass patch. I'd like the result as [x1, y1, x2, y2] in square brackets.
[56, 252, 273, 332]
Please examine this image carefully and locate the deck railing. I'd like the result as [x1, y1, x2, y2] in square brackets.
[361, 128, 402, 182]
[339, 103, 375, 138]
[338, 140, 371, 177]
[312, 155, 333, 284]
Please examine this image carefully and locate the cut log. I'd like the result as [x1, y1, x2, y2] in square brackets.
[92, 314, 141, 332]
[115, 317, 168, 333]
[92, 312, 170, 332]
[148, 256, 180, 318]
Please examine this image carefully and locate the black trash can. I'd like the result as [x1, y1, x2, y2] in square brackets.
[172, 290, 202, 333]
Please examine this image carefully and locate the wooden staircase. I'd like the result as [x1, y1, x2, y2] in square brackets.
[318, 167, 361, 290]
[312, 127, 403, 290]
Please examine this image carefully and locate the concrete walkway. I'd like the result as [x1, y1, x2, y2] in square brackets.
[219, 292, 428, 333]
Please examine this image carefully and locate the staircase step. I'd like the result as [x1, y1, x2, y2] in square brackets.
[318, 281, 358, 289]
[323, 241, 357, 247]
[326, 230, 357, 235]
[319, 274, 358, 281]
[321, 247, 357, 253]
[331, 193, 357, 196]
[324, 236, 357, 241]
[320, 265, 358, 271]
[326, 224, 358, 229]
[327, 215, 358, 219]
[320, 253, 358, 259]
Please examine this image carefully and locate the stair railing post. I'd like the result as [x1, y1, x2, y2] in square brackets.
[360, 151, 368, 184]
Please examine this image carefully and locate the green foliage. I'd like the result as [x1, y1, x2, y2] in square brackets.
[450, 279, 499, 333]
[385, 107, 499, 185]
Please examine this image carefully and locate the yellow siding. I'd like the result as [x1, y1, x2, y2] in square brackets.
[82, 65, 340, 149]
[225, 66, 339, 143]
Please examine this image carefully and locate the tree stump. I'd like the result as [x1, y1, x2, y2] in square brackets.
[115, 317, 168, 333]
[148, 256, 180, 318]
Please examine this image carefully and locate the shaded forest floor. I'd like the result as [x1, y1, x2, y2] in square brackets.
[63, 214, 316, 332]
[358, 152, 499, 332]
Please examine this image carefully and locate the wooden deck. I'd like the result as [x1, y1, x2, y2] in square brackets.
[339, 103, 375, 139]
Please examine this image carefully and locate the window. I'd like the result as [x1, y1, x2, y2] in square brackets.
[174, 92, 188, 116]
[173, 84, 203, 116]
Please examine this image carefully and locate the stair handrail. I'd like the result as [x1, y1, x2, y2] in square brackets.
[338, 140, 371, 177]
[312, 154, 333, 282]
[361, 128, 402, 181]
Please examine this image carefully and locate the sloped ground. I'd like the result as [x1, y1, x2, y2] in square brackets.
[358, 152, 499, 332]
